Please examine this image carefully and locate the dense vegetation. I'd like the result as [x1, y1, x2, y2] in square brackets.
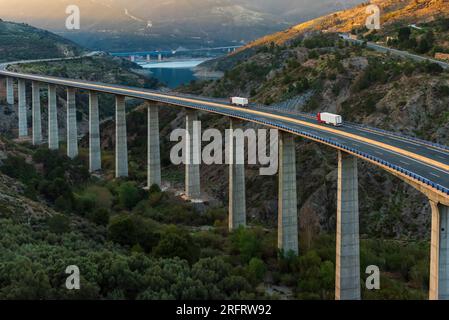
[0, 141, 431, 299]
[0, 20, 84, 62]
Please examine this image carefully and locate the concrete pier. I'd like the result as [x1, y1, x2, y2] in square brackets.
[429, 202, 449, 300]
[147, 103, 161, 188]
[18, 79, 27, 137]
[6, 77, 14, 105]
[185, 109, 201, 199]
[48, 84, 59, 150]
[115, 95, 128, 178]
[335, 151, 361, 300]
[278, 132, 298, 255]
[228, 118, 246, 231]
[66, 88, 78, 158]
[31, 81, 42, 145]
[89, 91, 101, 172]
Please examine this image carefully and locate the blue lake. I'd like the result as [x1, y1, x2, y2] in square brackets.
[141, 59, 207, 89]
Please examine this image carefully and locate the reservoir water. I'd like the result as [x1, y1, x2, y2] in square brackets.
[140, 59, 207, 89]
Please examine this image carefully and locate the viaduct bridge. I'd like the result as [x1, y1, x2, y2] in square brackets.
[110, 46, 242, 62]
[0, 68, 448, 300]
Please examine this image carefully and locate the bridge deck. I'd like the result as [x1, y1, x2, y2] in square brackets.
[1, 69, 448, 199]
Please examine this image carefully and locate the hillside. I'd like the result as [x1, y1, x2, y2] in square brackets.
[242, 0, 449, 48]
[175, 0, 449, 240]
[0, 20, 85, 62]
[0, 0, 364, 51]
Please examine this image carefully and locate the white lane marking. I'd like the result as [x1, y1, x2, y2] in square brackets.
[338, 134, 449, 177]
[400, 160, 411, 165]
[430, 172, 441, 178]
[358, 127, 449, 154]
[375, 147, 449, 176]
[3, 70, 449, 172]
[375, 151, 384, 155]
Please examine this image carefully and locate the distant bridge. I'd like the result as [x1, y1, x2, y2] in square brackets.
[109, 46, 242, 61]
[0, 58, 448, 300]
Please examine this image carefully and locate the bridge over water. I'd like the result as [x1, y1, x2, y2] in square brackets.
[0, 67, 448, 300]
[110, 46, 242, 62]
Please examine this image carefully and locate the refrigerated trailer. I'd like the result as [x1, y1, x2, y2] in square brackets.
[317, 112, 343, 126]
[230, 97, 249, 107]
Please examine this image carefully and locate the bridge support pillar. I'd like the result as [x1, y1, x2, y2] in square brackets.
[335, 151, 361, 300]
[278, 132, 298, 255]
[185, 109, 201, 199]
[18, 79, 27, 138]
[66, 88, 78, 159]
[31, 81, 42, 145]
[147, 103, 161, 188]
[115, 95, 128, 178]
[6, 77, 14, 105]
[89, 91, 101, 172]
[228, 118, 246, 231]
[48, 84, 59, 150]
[429, 202, 449, 300]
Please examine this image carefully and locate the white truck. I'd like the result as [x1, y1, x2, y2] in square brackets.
[317, 112, 343, 127]
[230, 97, 249, 107]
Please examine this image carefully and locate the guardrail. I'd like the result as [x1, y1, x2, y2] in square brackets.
[252, 102, 449, 152]
[173, 100, 449, 196]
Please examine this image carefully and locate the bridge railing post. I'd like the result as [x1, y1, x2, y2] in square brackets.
[335, 150, 361, 300]
[18, 79, 27, 138]
[66, 88, 78, 159]
[278, 132, 298, 255]
[47, 84, 59, 150]
[429, 201, 449, 300]
[31, 81, 42, 145]
[89, 91, 101, 172]
[147, 103, 161, 188]
[228, 118, 246, 231]
[185, 108, 201, 199]
[115, 95, 128, 178]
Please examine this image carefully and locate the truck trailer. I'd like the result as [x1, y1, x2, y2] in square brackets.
[230, 97, 249, 107]
[317, 112, 343, 127]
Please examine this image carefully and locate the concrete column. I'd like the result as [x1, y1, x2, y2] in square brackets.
[228, 118, 246, 231]
[429, 201, 449, 300]
[185, 109, 200, 199]
[147, 103, 161, 188]
[89, 91, 101, 172]
[115, 95, 128, 178]
[66, 88, 78, 159]
[18, 79, 27, 137]
[31, 81, 42, 145]
[6, 77, 14, 105]
[335, 150, 361, 300]
[277, 132, 298, 255]
[48, 84, 59, 150]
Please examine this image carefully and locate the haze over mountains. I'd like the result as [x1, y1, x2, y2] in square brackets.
[0, 0, 364, 51]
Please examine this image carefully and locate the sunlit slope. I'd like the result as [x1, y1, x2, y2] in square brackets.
[245, 0, 449, 48]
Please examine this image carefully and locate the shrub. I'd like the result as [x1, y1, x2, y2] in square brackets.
[89, 208, 110, 226]
[153, 225, 199, 263]
[47, 214, 70, 234]
[118, 182, 144, 210]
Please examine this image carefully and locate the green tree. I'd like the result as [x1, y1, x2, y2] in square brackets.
[247, 258, 267, 284]
[89, 208, 110, 226]
[118, 182, 142, 210]
[153, 226, 199, 263]
[47, 214, 70, 234]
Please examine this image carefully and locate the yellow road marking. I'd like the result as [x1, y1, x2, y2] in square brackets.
[4, 71, 449, 172]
